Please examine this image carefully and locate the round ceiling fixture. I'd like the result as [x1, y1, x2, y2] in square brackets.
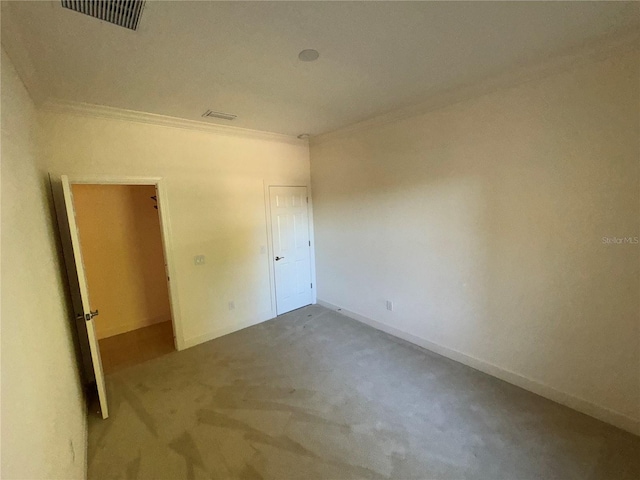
[298, 49, 319, 62]
[297, 133, 311, 140]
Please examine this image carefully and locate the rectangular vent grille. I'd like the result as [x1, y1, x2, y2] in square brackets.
[61, 1, 146, 31]
[202, 110, 237, 121]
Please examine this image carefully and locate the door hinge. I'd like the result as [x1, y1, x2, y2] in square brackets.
[306, 196, 309, 203]
[311, 283, 313, 288]
[308, 241, 311, 246]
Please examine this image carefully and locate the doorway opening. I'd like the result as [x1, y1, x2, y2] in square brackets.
[72, 184, 174, 374]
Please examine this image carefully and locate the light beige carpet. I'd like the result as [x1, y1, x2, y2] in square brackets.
[88, 305, 639, 479]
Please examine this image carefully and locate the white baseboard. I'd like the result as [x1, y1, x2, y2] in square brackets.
[182, 312, 274, 350]
[317, 299, 640, 436]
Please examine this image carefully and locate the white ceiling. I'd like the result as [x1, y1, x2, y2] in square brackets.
[2, 1, 638, 136]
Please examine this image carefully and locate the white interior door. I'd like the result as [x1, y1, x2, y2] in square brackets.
[269, 186, 313, 315]
[58, 175, 109, 418]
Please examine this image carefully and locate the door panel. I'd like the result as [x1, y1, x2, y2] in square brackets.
[270, 186, 312, 315]
[58, 175, 109, 418]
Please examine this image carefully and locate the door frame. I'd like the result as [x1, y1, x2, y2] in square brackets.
[263, 183, 317, 316]
[61, 174, 185, 351]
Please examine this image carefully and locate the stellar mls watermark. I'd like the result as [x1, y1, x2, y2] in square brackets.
[602, 236, 639, 245]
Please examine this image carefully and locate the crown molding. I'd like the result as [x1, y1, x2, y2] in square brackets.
[311, 28, 640, 146]
[39, 99, 304, 145]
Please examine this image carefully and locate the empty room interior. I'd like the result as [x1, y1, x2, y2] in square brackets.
[1, 1, 639, 479]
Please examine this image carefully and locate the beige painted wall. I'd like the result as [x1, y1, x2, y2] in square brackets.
[311, 46, 639, 432]
[1, 50, 86, 479]
[72, 184, 172, 339]
[41, 111, 310, 348]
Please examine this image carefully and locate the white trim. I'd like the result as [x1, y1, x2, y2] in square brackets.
[263, 181, 278, 319]
[64, 175, 186, 351]
[317, 299, 640, 436]
[182, 311, 273, 350]
[306, 185, 318, 306]
[41, 99, 304, 145]
[154, 179, 186, 350]
[311, 28, 640, 145]
[64, 175, 162, 185]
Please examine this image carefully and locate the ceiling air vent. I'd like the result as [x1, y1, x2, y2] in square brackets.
[61, 0, 146, 31]
[202, 110, 237, 121]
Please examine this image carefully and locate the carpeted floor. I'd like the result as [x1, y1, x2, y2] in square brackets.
[88, 305, 640, 479]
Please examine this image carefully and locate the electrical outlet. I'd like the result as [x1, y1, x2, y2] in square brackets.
[386, 300, 393, 311]
[194, 255, 205, 265]
[228, 301, 235, 310]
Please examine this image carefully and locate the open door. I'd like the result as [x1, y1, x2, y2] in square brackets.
[55, 175, 109, 418]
